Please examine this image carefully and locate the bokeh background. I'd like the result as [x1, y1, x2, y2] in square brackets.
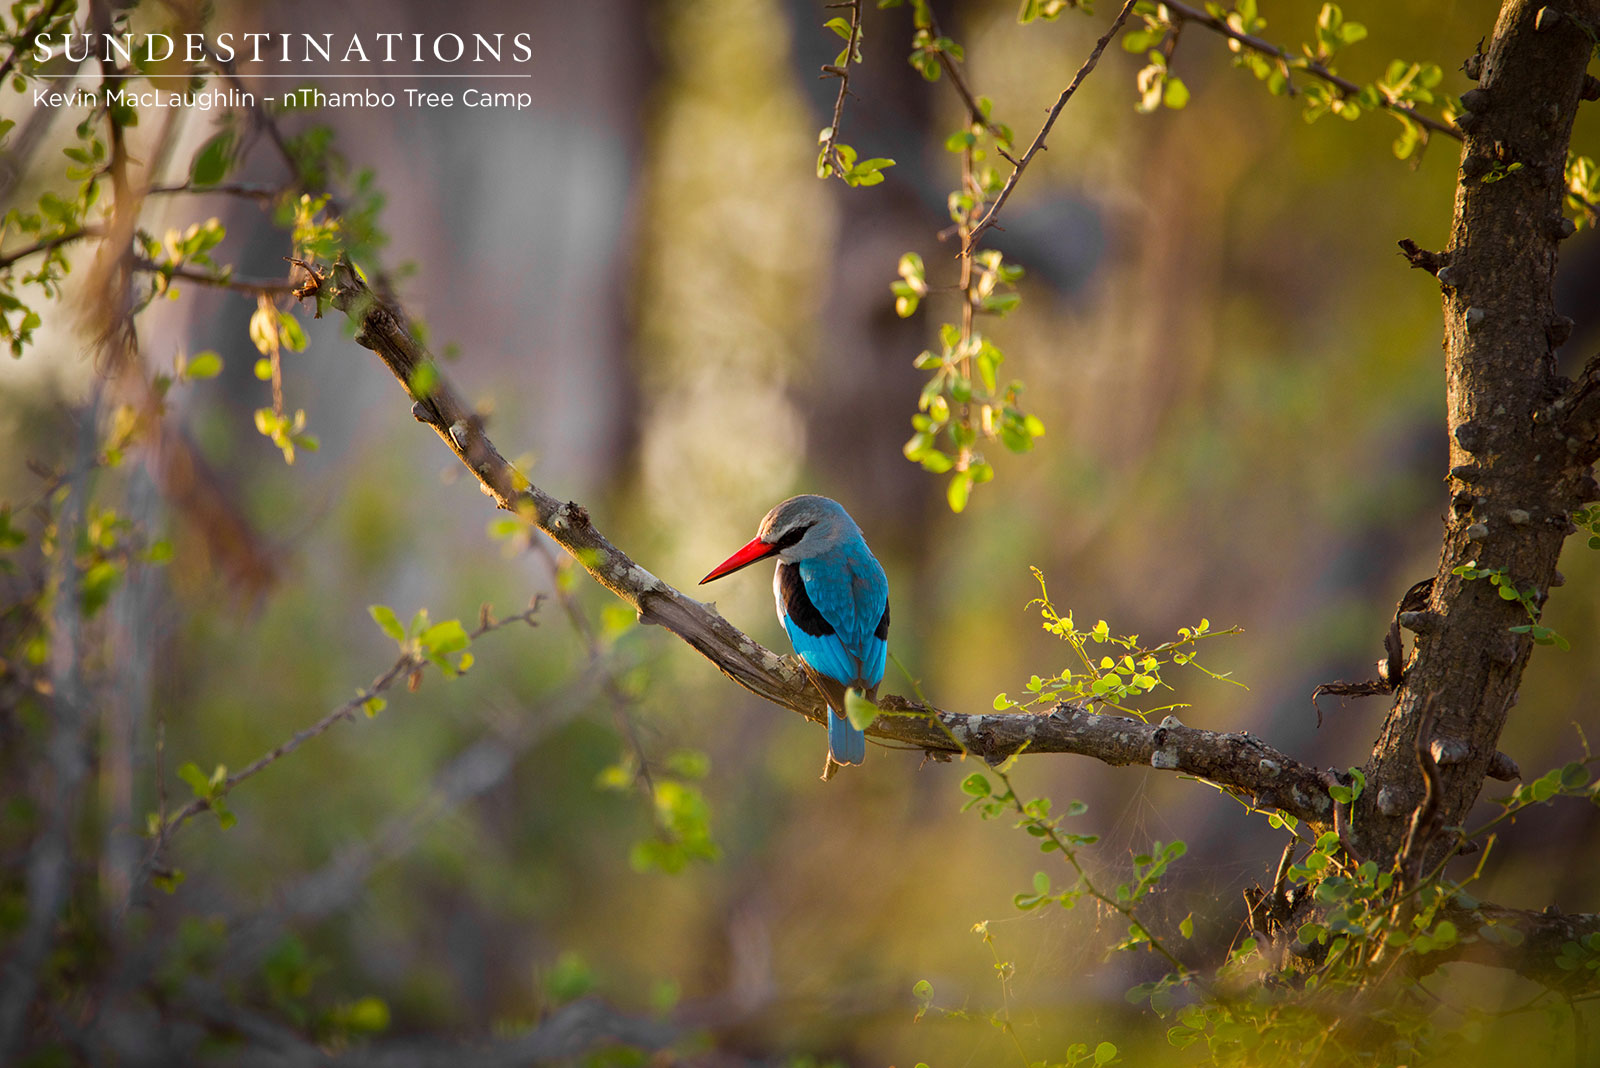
[4, 0, 1600, 1062]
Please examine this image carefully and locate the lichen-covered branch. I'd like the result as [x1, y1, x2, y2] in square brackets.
[321, 256, 1333, 828]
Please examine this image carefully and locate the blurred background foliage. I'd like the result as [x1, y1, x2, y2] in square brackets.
[4, 0, 1600, 1063]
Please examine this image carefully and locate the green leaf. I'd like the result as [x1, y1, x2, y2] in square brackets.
[665, 748, 711, 780]
[545, 951, 596, 1004]
[947, 470, 973, 513]
[824, 16, 852, 40]
[176, 761, 210, 797]
[277, 311, 307, 352]
[368, 604, 405, 642]
[961, 773, 992, 797]
[844, 688, 879, 730]
[913, 978, 934, 1022]
[185, 350, 223, 379]
[337, 996, 390, 1034]
[420, 618, 471, 656]
[190, 131, 236, 187]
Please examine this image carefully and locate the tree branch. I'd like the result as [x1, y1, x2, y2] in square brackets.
[131, 257, 299, 295]
[146, 181, 282, 200]
[1431, 905, 1600, 990]
[817, 0, 863, 181]
[320, 255, 1334, 827]
[1158, 0, 1462, 141]
[0, 0, 69, 87]
[0, 227, 99, 271]
[968, 0, 1468, 252]
[964, 0, 1137, 252]
[132, 601, 543, 902]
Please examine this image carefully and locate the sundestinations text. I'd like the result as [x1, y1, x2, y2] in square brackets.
[31, 32, 533, 65]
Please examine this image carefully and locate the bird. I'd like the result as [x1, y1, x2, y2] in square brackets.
[700, 495, 889, 777]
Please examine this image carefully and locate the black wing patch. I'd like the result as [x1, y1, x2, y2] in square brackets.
[777, 561, 835, 637]
[875, 601, 890, 641]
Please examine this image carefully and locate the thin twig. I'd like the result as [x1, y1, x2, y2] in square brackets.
[992, 763, 1199, 983]
[132, 258, 299, 295]
[926, 12, 1014, 156]
[146, 181, 282, 200]
[0, 227, 100, 271]
[1158, 0, 1461, 142]
[132, 602, 542, 898]
[818, 0, 864, 181]
[0, 0, 69, 87]
[964, 0, 1138, 253]
[530, 538, 656, 797]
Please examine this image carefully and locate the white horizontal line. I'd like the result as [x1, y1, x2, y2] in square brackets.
[34, 73, 533, 79]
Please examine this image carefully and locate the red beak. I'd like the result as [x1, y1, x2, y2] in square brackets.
[700, 535, 778, 584]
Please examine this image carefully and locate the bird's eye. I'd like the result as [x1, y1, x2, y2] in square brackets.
[770, 523, 814, 552]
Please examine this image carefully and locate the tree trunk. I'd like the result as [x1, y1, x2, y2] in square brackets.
[1355, 0, 1600, 863]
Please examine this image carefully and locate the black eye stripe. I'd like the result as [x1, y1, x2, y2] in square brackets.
[769, 522, 814, 552]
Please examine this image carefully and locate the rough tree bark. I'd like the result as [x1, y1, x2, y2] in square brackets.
[1355, 0, 1600, 865]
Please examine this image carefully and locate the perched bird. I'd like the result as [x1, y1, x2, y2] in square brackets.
[700, 495, 889, 776]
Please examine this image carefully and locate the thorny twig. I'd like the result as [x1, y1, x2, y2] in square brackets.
[926, 12, 1016, 158]
[963, 0, 1139, 254]
[818, 0, 864, 182]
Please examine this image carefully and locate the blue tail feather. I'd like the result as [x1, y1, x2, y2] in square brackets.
[827, 707, 866, 765]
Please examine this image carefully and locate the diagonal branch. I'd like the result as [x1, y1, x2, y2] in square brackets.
[1158, 0, 1462, 141]
[0, 227, 100, 271]
[967, 0, 1466, 252]
[965, 0, 1137, 252]
[320, 255, 1333, 827]
[0, 0, 69, 87]
[130, 600, 543, 904]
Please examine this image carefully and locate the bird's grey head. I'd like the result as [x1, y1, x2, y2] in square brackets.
[698, 495, 864, 584]
[757, 494, 859, 561]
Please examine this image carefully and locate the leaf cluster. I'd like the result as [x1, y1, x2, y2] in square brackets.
[1452, 559, 1568, 649]
[992, 568, 1240, 718]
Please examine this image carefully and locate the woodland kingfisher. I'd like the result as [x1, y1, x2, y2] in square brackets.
[700, 495, 889, 776]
